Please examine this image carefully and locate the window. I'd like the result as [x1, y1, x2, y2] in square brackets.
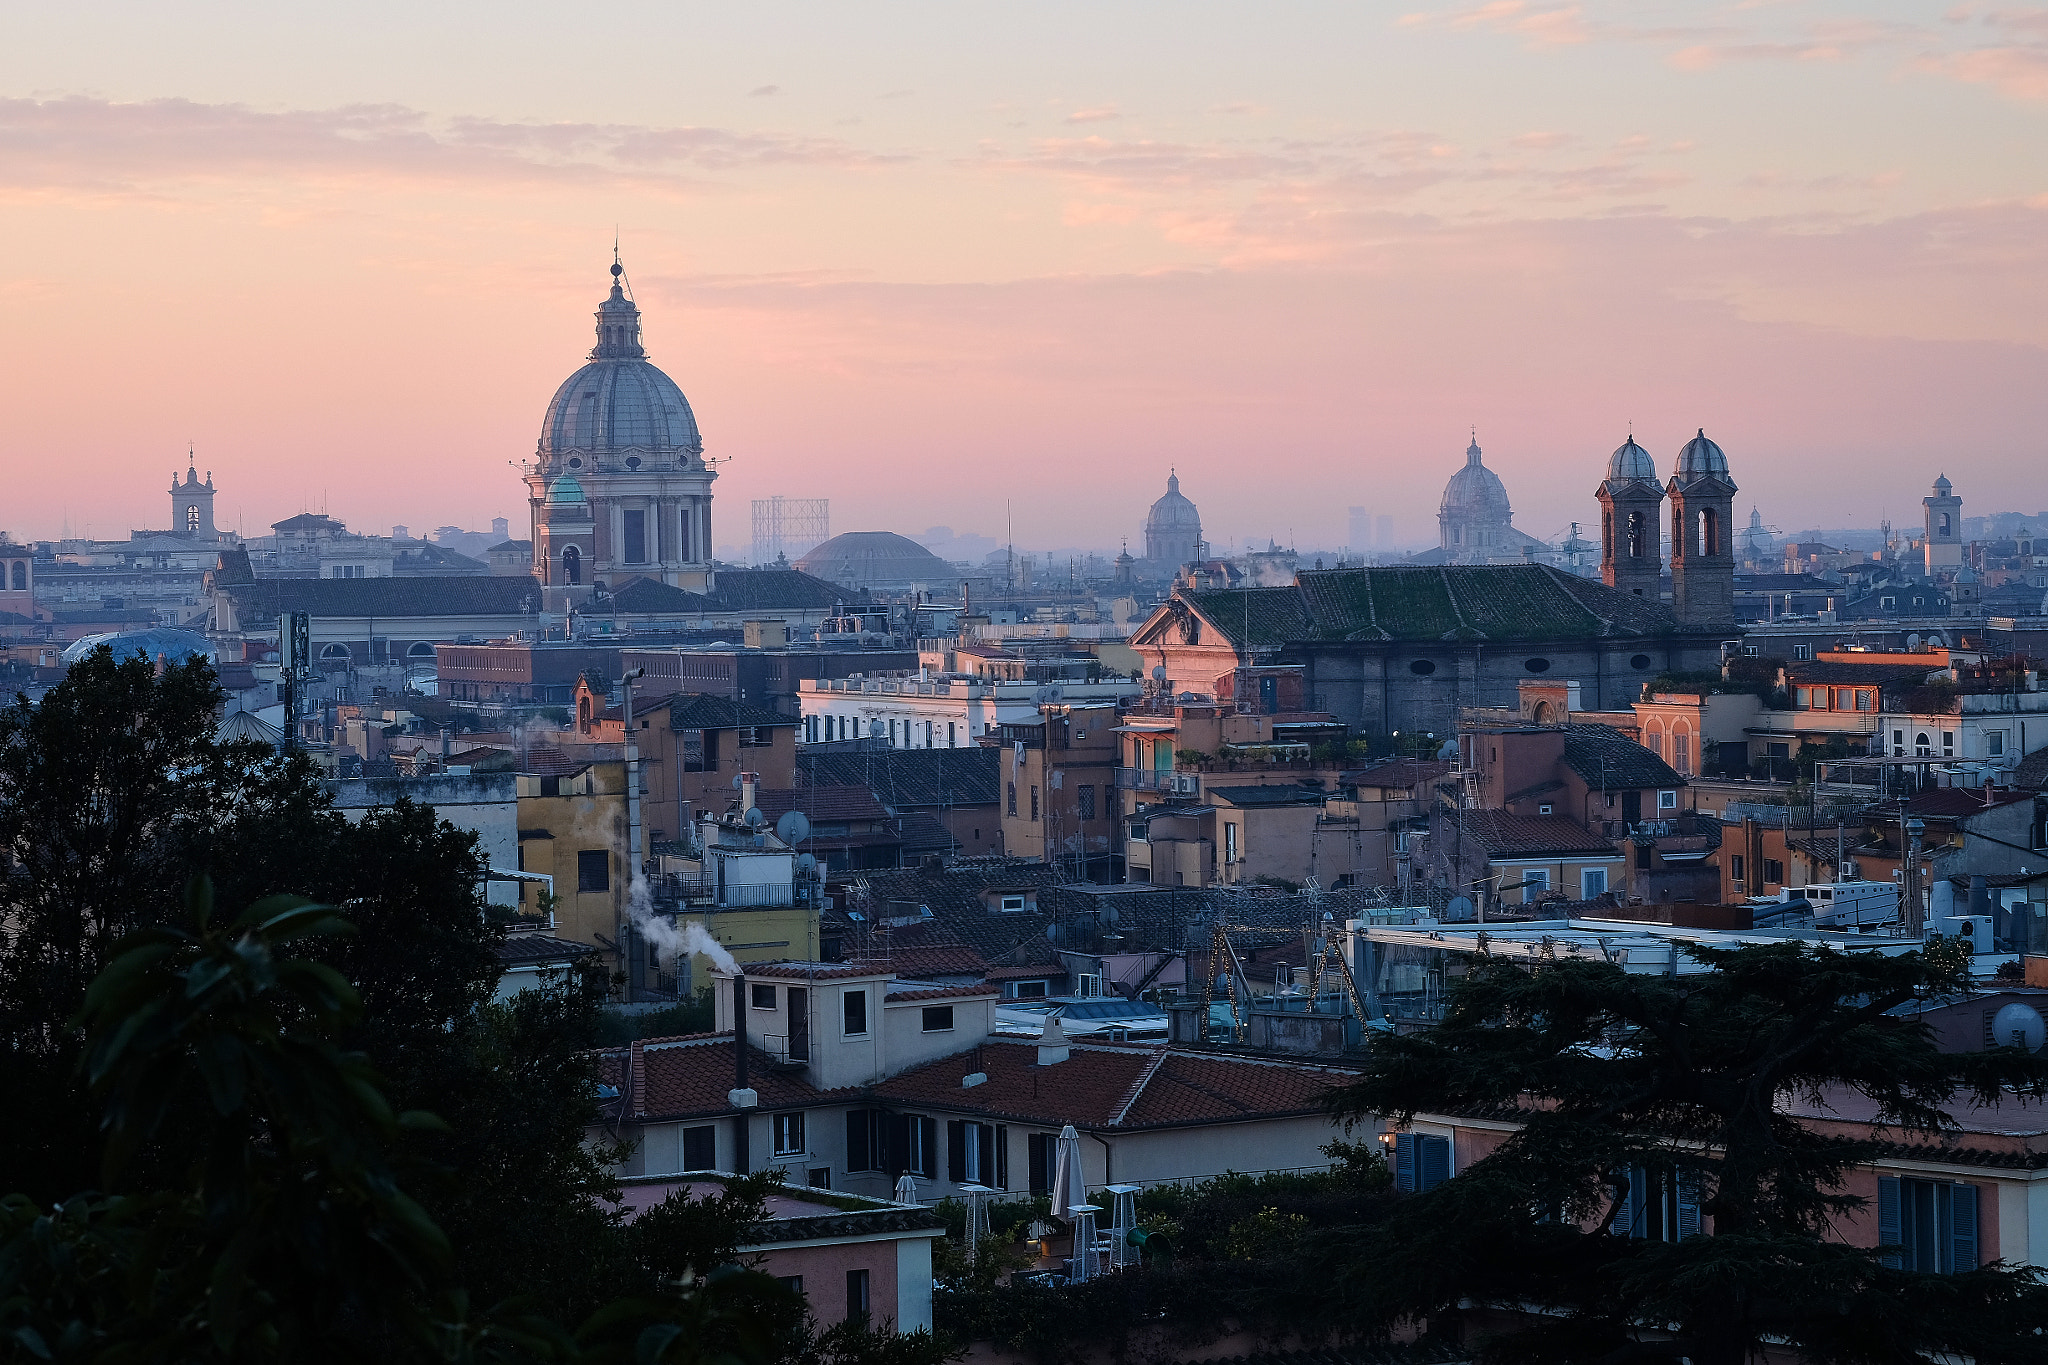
[904, 1114, 936, 1178]
[845, 1269, 870, 1324]
[682, 1125, 716, 1171]
[1523, 869, 1549, 896]
[577, 850, 610, 893]
[1030, 785, 1039, 820]
[1792, 643, 1812, 661]
[1658, 790, 1678, 811]
[541, 775, 561, 797]
[808, 1167, 832, 1190]
[1882, 596, 1896, 610]
[1763, 858, 1784, 884]
[999, 894, 1026, 913]
[1538, 803, 1553, 815]
[1730, 854, 1745, 884]
[921, 1005, 955, 1032]
[842, 989, 869, 1037]
[1943, 732, 1956, 756]
[1028, 1132, 1056, 1194]
[1224, 822, 1239, 865]
[778, 1275, 804, 1294]
[1615, 1164, 1705, 1243]
[739, 726, 769, 747]
[1393, 1133, 1451, 1192]
[1856, 689, 1874, 711]
[1988, 730, 2007, 757]
[1078, 785, 1096, 820]
[1915, 731, 1933, 756]
[1879, 1177, 1978, 1273]
[948, 722, 957, 747]
[1795, 687, 1812, 707]
[1582, 867, 1608, 897]
[946, 1120, 1007, 1187]
[622, 509, 646, 563]
[773, 1112, 805, 1156]
[1007, 783, 1017, 816]
[751, 983, 777, 1009]
[1673, 733, 1691, 775]
[845, 1109, 885, 1171]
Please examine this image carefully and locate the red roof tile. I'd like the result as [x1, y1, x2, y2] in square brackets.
[603, 1034, 844, 1120]
[885, 983, 999, 1003]
[880, 944, 989, 977]
[755, 785, 891, 822]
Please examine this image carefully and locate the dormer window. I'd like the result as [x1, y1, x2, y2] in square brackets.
[842, 988, 869, 1037]
[998, 894, 1025, 913]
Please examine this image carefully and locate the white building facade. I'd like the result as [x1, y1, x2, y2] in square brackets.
[798, 676, 1140, 748]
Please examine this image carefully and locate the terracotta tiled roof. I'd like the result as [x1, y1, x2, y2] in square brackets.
[1446, 809, 1618, 858]
[984, 963, 1064, 981]
[885, 983, 999, 1002]
[755, 785, 891, 822]
[1905, 786, 2033, 818]
[737, 960, 893, 982]
[881, 944, 989, 977]
[518, 746, 600, 776]
[1342, 759, 1454, 790]
[601, 1034, 842, 1121]
[1562, 724, 1683, 790]
[797, 747, 1001, 810]
[870, 1039, 1353, 1131]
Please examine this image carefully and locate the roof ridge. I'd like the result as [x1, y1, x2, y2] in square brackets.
[1109, 1046, 1172, 1125]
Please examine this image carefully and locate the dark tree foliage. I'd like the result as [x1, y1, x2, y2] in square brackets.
[1328, 941, 2048, 1365]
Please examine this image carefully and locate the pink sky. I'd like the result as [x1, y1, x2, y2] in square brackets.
[2, 2, 2044, 553]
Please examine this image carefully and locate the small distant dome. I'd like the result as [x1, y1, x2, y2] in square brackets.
[1606, 436, 1657, 484]
[546, 476, 587, 505]
[794, 531, 956, 589]
[1675, 428, 1729, 479]
[1440, 439, 1512, 521]
[1933, 474, 1953, 495]
[1146, 472, 1201, 532]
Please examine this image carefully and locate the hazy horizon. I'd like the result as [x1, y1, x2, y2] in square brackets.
[4, 1, 2045, 554]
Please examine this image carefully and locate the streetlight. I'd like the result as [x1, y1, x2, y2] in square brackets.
[1904, 816, 1926, 937]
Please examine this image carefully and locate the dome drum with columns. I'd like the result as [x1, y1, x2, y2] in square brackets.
[525, 258, 717, 593]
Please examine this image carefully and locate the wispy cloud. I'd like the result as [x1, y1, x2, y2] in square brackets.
[0, 96, 902, 199]
[1064, 105, 1121, 124]
[747, 85, 781, 98]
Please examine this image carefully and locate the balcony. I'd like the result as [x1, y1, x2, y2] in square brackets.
[1117, 767, 1197, 795]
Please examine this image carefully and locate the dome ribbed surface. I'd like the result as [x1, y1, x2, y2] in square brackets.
[1146, 473, 1202, 532]
[1440, 441, 1511, 520]
[1675, 428, 1729, 479]
[1606, 437, 1657, 484]
[540, 359, 702, 459]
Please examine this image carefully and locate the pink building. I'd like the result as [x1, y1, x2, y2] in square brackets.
[618, 1176, 943, 1332]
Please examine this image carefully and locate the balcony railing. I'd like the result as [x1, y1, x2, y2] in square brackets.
[1116, 767, 1198, 795]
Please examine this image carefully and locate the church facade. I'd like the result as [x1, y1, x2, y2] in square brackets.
[524, 260, 718, 595]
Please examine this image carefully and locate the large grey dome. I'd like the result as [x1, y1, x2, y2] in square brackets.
[1606, 436, 1657, 484]
[1440, 439, 1512, 520]
[1674, 428, 1729, 479]
[1146, 472, 1202, 532]
[538, 277, 702, 460]
[794, 531, 956, 589]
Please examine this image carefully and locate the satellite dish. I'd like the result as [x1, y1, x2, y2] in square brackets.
[1446, 895, 1475, 922]
[776, 810, 812, 845]
[1994, 1003, 2046, 1052]
[732, 773, 744, 789]
[1436, 739, 1458, 760]
[745, 807, 768, 829]
[1104, 905, 1120, 926]
[1152, 665, 1167, 681]
[796, 853, 818, 873]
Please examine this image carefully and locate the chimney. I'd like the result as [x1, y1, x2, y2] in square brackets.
[729, 973, 756, 1173]
[740, 771, 759, 815]
[1036, 1014, 1070, 1066]
[440, 728, 451, 766]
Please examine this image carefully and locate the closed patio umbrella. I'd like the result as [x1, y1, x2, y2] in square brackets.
[893, 1173, 919, 1204]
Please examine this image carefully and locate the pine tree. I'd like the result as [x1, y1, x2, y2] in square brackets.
[1329, 940, 2048, 1364]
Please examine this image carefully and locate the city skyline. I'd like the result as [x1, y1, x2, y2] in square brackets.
[2, 1, 2045, 548]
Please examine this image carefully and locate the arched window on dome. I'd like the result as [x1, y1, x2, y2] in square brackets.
[8, 562, 24, 592]
[561, 545, 581, 586]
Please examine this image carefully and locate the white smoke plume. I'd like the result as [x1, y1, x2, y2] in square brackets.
[625, 874, 740, 975]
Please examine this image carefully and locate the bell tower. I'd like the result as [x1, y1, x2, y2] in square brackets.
[1923, 475, 1962, 576]
[1596, 435, 1664, 600]
[1668, 429, 1737, 626]
[170, 459, 218, 542]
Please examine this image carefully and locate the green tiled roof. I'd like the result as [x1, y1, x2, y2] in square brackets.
[1187, 565, 1680, 646]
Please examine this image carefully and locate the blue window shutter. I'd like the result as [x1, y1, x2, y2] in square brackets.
[1394, 1133, 1417, 1192]
[1949, 1183, 1979, 1273]
[1877, 1176, 1903, 1269]
[1675, 1168, 1703, 1240]
[1420, 1136, 1451, 1191]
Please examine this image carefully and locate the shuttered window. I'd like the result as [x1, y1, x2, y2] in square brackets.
[1393, 1133, 1451, 1192]
[1878, 1176, 1979, 1273]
